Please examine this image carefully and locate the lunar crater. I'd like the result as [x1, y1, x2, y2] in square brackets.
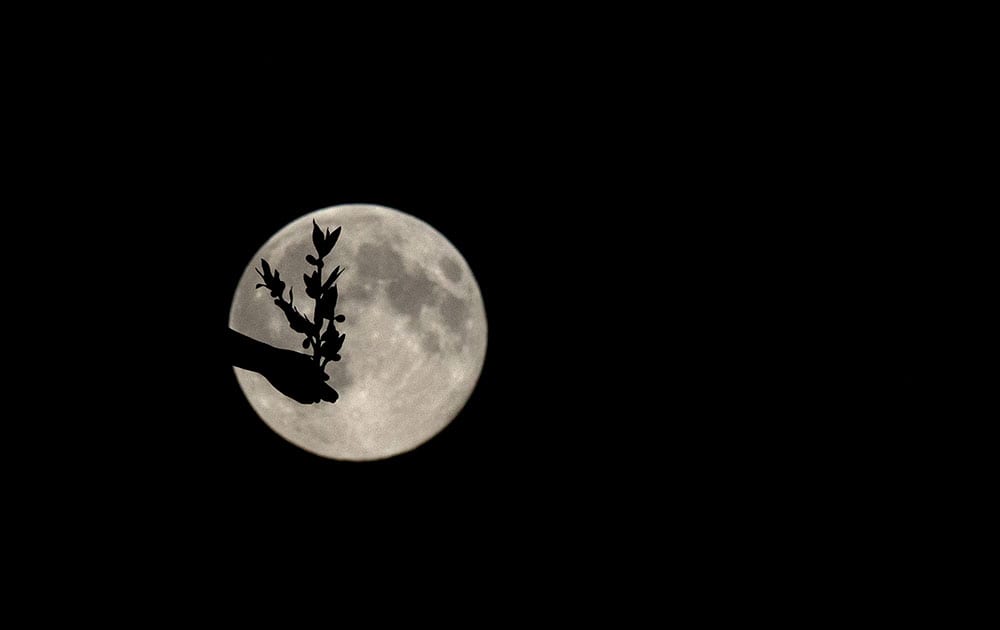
[356, 242, 406, 280]
[440, 256, 464, 282]
[440, 293, 470, 334]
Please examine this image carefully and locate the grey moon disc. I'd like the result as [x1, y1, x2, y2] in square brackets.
[228, 204, 488, 461]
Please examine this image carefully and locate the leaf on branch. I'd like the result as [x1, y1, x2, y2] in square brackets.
[275, 299, 312, 335]
[255, 259, 285, 298]
[321, 322, 338, 342]
[321, 226, 342, 257]
[320, 332, 346, 361]
[306, 254, 318, 266]
[303, 270, 321, 299]
[312, 220, 325, 257]
[270, 273, 285, 298]
[317, 284, 339, 320]
[322, 265, 345, 291]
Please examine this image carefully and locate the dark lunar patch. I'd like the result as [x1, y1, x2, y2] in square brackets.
[422, 331, 441, 354]
[440, 256, 463, 283]
[356, 242, 406, 280]
[440, 293, 469, 333]
[344, 279, 376, 305]
[386, 268, 441, 319]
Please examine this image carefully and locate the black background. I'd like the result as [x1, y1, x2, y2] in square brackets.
[4, 10, 950, 611]
[61, 87, 926, 514]
[90, 111, 630, 532]
[30, 29, 933, 567]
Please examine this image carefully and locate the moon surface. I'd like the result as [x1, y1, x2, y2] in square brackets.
[229, 204, 487, 460]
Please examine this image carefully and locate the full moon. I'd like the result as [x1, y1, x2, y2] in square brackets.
[228, 204, 488, 461]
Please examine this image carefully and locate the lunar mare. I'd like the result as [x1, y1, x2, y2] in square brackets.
[228, 204, 487, 460]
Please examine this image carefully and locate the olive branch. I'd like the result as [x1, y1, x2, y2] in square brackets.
[255, 220, 346, 372]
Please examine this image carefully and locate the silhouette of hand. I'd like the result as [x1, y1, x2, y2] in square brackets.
[256, 346, 339, 404]
[227, 328, 339, 404]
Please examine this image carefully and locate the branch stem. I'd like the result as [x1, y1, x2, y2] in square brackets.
[312, 259, 325, 365]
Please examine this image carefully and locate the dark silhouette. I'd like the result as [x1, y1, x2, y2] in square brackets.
[231, 220, 347, 404]
[227, 328, 339, 404]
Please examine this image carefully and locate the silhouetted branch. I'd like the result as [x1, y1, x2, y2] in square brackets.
[254, 219, 347, 381]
